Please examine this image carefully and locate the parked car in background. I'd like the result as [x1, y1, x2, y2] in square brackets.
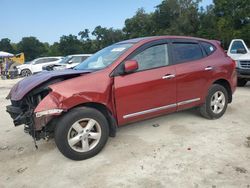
[17, 57, 63, 76]
[43, 54, 92, 71]
[6, 36, 237, 160]
[227, 39, 250, 86]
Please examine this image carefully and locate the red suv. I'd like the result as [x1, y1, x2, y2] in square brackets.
[6, 36, 237, 160]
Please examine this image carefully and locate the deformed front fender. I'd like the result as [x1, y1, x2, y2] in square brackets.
[34, 73, 115, 130]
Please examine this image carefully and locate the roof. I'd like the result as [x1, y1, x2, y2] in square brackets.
[117, 37, 154, 44]
[116, 35, 214, 45]
[67, 54, 92, 57]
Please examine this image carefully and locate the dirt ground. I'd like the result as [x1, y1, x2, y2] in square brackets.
[0, 78, 250, 188]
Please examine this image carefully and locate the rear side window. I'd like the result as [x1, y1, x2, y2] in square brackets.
[201, 42, 216, 56]
[47, 58, 59, 62]
[81, 56, 89, 62]
[71, 56, 83, 64]
[35, 59, 47, 64]
[172, 43, 203, 64]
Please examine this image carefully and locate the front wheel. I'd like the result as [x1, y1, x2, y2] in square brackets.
[55, 107, 109, 160]
[21, 69, 32, 77]
[200, 84, 228, 119]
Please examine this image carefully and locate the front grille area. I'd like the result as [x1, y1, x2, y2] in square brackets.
[240, 61, 250, 69]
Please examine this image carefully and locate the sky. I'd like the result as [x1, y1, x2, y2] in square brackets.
[0, 0, 213, 44]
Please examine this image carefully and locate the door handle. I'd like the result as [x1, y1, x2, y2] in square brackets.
[162, 74, 175, 80]
[205, 66, 213, 71]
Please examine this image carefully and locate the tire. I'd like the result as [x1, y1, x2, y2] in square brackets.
[199, 84, 228, 119]
[237, 78, 247, 87]
[21, 69, 32, 77]
[54, 107, 109, 160]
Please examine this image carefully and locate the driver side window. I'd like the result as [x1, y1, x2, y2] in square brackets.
[132, 44, 169, 71]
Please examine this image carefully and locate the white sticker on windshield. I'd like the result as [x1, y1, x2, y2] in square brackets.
[111, 47, 126, 52]
[209, 46, 214, 51]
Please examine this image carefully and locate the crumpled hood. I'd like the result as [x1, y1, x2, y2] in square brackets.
[7, 69, 91, 101]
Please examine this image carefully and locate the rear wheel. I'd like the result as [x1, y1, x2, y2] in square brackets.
[21, 69, 32, 77]
[237, 78, 247, 87]
[55, 107, 109, 160]
[200, 84, 228, 119]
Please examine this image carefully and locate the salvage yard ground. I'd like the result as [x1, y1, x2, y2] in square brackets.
[0, 78, 250, 188]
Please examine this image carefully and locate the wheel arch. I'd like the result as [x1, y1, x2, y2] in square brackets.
[72, 102, 117, 137]
[20, 68, 32, 75]
[213, 79, 232, 103]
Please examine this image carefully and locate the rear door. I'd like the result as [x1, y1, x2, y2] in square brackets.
[170, 40, 214, 110]
[32, 58, 48, 73]
[114, 42, 177, 125]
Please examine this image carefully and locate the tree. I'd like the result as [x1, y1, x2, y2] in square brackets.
[17, 37, 47, 61]
[58, 35, 83, 55]
[1, 0, 250, 56]
[92, 26, 124, 50]
[153, 0, 201, 36]
[123, 8, 156, 38]
[213, 0, 250, 47]
[197, 5, 217, 39]
[47, 42, 61, 56]
[0, 38, 15, 53]
[78, 29, 90, 41]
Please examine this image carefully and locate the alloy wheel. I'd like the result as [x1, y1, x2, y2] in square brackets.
[67, 118, 102, 152]
[210, 91, 226, 114]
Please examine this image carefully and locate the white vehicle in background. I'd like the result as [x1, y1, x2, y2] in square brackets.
[42, 54, 92, 71]
[227, 39, 250, 86]
[17, 57, 63, 77]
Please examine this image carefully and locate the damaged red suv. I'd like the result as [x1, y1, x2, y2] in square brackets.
[6, 36, 237, 160]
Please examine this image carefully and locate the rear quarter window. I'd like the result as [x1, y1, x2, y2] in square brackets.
[35, 59, 47, 64]
[201, 42, 216, 56]
[172, 43, 203, 64]
[48, 58, 59, 62]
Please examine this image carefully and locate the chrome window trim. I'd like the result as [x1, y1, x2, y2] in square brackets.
[123, 98, 200, 119]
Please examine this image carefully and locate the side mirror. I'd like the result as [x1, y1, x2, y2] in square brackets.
[68, 60, 73, 64]
[236, 48, 247, 54]
[124, 60, 138, 74]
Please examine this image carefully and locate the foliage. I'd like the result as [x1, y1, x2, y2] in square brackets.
[213, 0, 250, 47]
[58, 35, 83, 56]
[0, 38, 15, 53]
[124, 8, 156, 38]
[154, 0, 201, 36]
[17, 37, 48, 61]
[1, 0, 249, 60]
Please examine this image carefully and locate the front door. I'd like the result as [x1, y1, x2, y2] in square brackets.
[114, 43, 177, 125]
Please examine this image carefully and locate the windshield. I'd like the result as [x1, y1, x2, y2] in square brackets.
[230, 41, 248, 54]
[74, 43, 133, 70]
[24, 61, 32, 64]
[59, 56, 72, 64]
